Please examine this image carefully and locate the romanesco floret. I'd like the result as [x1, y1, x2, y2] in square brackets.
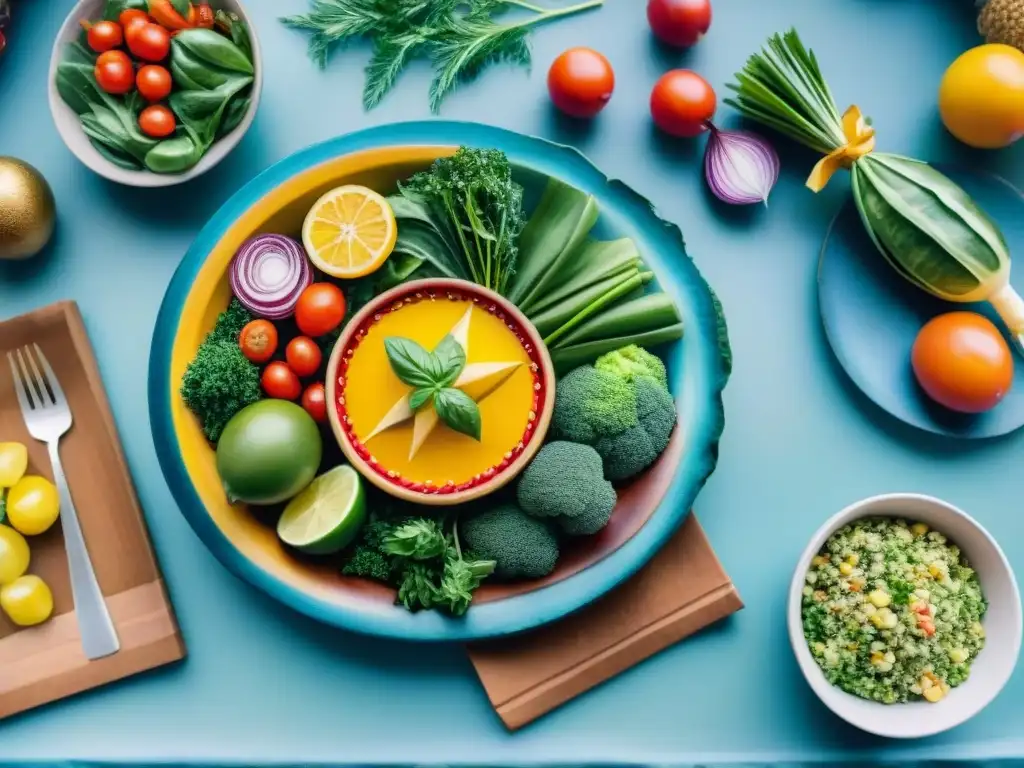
[595, 345, 668, 389]
[462, 504, 559, 579]
[595, 374, 677, 481]
[517, 441, 617, 536]
[551, 366, 637, 444]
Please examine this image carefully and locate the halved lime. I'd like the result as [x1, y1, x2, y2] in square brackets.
[276, 465, 366, 555]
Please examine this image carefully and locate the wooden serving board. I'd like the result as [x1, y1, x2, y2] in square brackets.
[0, 301, 184, 720]
[468, 514, 742, 730]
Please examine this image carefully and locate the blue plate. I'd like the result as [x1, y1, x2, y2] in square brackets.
[148, 122, 731, 641]
[818, 167, 1024, 439]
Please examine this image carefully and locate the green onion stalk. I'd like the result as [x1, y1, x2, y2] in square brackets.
[725, 29, 1024, 355]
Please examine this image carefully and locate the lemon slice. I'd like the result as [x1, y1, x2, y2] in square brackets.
[301, 185, 397, 278]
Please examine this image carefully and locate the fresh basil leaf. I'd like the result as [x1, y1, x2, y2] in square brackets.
[431, 334, 466, 387]
[384, 337, 438, 388]
[408, 387, 435, 410]
[434, 388, 481, 441]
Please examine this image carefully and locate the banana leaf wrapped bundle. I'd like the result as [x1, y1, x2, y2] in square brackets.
[726, 29, 1024, 354]
[0, 0, 10, 57]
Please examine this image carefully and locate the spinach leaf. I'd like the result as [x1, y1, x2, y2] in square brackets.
[145, 131, 205, 174]
[170, 43, 239, 90]
[174, 28, 253, 74]
[218, 92, 251, 137]
[215, 10, 253, 63]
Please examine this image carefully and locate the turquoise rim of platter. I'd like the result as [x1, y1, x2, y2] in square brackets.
[148, 121, 732, 641]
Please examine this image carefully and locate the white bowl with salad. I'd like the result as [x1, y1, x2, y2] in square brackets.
[789, 493, 1021, 738]
[47, 0, 261, 187]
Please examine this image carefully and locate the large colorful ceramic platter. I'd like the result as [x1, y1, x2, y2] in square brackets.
[149, 122, 730, 641]
[819, 167, 1024, 439]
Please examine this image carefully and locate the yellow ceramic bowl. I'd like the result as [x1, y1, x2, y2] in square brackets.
[150, 123, 730, 640]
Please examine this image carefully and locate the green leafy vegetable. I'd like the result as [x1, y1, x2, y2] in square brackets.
[396, 147, 525, 294]
[281, 0, 602, 113]
[341, 513, 496, 615]
[433, 388, 481, 440]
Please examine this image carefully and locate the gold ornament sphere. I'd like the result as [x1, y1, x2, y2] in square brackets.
[0, 157, 56, 261]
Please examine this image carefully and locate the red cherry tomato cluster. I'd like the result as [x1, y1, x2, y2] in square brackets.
[546, 0, 717, 140]
[80, 3, 214, 139]
[238, 283, 347, 424]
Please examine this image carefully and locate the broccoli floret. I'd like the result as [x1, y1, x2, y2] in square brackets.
[341, 547, 393, 582]
[551, 366, 637, 444]
[595, 377, 676, 481]
[462, 503, 559, 579]
[517, 441, 617, 536]
[596, 345, 669, 389]
[180, 341, 261, 442]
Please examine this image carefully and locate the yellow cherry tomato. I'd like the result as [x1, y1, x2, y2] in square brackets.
[0, 525, 30, 586]
[939, 44, 1024, 149]
[5, 476, 60, 536]
[0, 442, 28, 488]
[1, 575, 54, 627]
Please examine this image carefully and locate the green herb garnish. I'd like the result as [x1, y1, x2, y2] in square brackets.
[384, 335, 482, 440]
[281, 0, 602, 114]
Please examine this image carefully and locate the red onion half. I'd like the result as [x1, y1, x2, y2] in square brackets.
[229, 234, 312, 319]
[704, 123, 780, 205]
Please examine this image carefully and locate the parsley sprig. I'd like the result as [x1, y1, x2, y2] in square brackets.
[281, 0, 603, 112]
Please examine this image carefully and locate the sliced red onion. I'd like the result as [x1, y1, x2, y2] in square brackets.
[229, 234, 312, 319]
[703, 123, 780, 205]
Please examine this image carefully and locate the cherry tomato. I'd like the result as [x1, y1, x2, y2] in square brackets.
[136, 64, 173, 101]
[239, 320, 278, 364]
[295, 284, 347, 338]
[138, 104, 176, 137]
[301, 383, 328, 423]
[121, 10, 150, 46]
[286, 336, 323, 378]
[547, 47, 615, 118]
[94, 50, 135, 95]
[84, 20, 124, 53]
[911, 312, 1014, 414]
[647, 0, 712, 48]
[262, 361, 302, 401]
[128, 22, 171, 62]
[650, 69, 716, 137]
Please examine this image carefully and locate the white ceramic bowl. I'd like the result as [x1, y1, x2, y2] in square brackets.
[47, 0, 261, 187]
[789, 493, 1022, 739]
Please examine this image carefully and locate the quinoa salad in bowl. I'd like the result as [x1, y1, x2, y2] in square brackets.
[788, 493, 1021, 739]
[802, 517, 987, 705]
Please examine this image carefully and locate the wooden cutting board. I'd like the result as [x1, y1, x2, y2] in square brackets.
[0, 301, 184, 720]
[468, 514, 742, 730]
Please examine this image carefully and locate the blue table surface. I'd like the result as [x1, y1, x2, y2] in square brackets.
[3, 1, 1024, 765]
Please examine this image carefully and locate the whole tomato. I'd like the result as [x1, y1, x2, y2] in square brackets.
[128, 22, 170, 62]
[650, 69, 716, 137]
[138, 105, 176, 138]
[301, 383, 328, 423]
[136, 64, 173, 101]
[262, 361, 302, 401]
[286, 336, 323, 378]
[85, 20, 124, 54]
[295, 284, 346, 338]
[647, 0, 712, 48]
[94, 50, 135, 95]
[547, 47, 615, 118]
[239, 320, 278, 364]
[120, 9, 150, 42]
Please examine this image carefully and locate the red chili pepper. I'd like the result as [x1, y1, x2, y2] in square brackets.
[196, 3, 214, 28]
[148, 0, 194, 30]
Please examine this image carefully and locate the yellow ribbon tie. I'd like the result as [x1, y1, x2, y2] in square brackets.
[805, 105, 876, 193]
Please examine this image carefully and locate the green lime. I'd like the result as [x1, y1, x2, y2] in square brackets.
[276, 465, 366, 555]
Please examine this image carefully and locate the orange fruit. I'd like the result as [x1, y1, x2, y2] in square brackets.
[911, 312, 1014, 413]
[938, 44, 1024, 149]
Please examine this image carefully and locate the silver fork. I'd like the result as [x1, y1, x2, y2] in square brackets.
[7, 344, 119, 660]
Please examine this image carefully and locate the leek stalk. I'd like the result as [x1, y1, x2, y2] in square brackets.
[726, 29, 1024, 355]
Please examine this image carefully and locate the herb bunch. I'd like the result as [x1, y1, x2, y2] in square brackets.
[281, 0, 603, 113]
[343, 515, 496, 616]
